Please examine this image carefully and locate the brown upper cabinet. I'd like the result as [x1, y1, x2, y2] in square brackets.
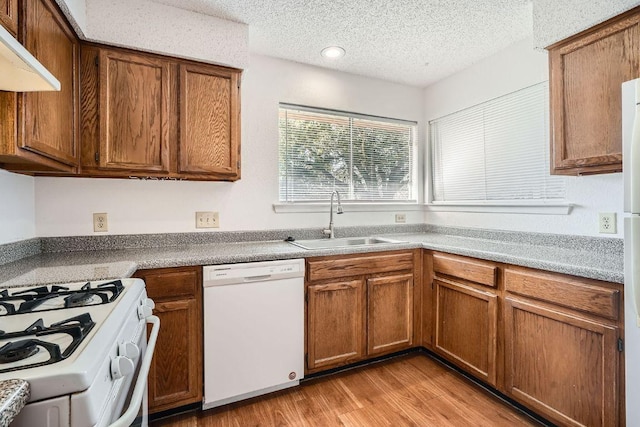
[0, 0, 79, 174]
[0, 0, 18, 35]
[80, 44, 241, 181]
[98, 49, 171, 173]
[548, 7, 640, 175]
[178, 64, 240, 178]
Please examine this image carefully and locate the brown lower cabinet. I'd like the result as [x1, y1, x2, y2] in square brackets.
[305, 250, 420, 374]
[431, 253, 499, 387]
[503, 267, 622, 427]
[306, 279, 366, 370]
[134, 250, 623, 426]
[434, 277, 498, 386]
[421, 252, 624, 427]
[133, 266, 203, 414]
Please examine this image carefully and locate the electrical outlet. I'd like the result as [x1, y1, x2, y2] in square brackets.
[395, 213, 406, 223]
[196, 211, 219, 228]
[598, 212, 617, 234]
[93, 213, 108, 232]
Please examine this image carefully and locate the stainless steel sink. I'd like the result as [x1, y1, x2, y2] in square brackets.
[287, 236, 405, 250]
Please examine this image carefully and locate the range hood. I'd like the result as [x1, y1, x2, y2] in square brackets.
[0, 24, 60, 92]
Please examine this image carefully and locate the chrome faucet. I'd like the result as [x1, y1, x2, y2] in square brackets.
[323, 191, 343, 239]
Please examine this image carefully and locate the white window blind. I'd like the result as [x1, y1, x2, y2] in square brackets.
[430, 82, 565, 203]
[279, 104, 416, 202]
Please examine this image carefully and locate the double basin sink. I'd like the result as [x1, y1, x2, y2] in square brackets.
[288, 236, 406, 250]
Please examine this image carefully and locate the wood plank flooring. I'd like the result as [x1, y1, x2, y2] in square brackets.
[150, 353, 543, 427]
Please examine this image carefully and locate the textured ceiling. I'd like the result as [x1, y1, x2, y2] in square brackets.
[152, 0, 533, 87]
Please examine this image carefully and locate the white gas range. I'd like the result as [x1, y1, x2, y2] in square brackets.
[0, 278, 159, 427]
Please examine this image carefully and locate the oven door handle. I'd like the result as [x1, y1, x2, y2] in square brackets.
[109, 315, 160, 427]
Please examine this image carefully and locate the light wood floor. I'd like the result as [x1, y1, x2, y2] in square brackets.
[151, 353, 544, 427]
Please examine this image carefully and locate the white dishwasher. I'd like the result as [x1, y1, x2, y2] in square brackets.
[202, 258, 305, 409]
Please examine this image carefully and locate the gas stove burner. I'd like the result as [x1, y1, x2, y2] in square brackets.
[0, 313, 95, 373]
[0, 280, 125, 316]
[0, 340, 39, 363]
[65, 292, 94, 308]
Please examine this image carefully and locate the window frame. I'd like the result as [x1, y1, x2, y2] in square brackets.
[277, 103, 419, 206]
[426, 82, 571, 215]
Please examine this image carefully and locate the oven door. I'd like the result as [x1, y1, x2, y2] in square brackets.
[108, 315, 160, 427]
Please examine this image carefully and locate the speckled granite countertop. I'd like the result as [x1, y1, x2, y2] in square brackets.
[0, 380, 29, 427]
[0, 228, 624, 287]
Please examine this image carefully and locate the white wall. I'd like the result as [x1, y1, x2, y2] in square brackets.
[34, 55, 425, 237]
[423, 37, 624, 237]
[0, 170, 36, 244]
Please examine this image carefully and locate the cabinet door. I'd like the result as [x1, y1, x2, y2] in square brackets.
[148, 298, 202, 412]
[434, 278, 498, 386]
[367, 273, 413, 356]
[135, 266, 203, 414]
[20, 0, 78, 166]
[504, 297, 619, 427]
[549, 10, 640, 175]
[0, 0, 17, 35]
[307, 279, 366, 371]
[98, 49, 170, 172]
[178, 64, 240, 179]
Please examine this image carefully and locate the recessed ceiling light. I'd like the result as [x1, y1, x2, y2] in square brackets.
[321, 46, 346, 59]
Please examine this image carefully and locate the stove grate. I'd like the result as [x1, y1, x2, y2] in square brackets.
[0, 280, 124, 316]
[0, 313, 95, 373]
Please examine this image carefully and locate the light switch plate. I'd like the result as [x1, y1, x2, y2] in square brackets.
[196, 211, 219, 228]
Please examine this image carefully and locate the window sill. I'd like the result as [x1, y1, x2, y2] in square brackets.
[273, 202, 422, 213]
[425, 201, 573, 215]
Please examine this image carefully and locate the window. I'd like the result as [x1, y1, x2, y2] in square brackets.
[278, 104, 417, 203]
[429, 82, 566, 205]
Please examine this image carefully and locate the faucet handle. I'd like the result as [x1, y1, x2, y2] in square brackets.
[322, 228, 332, 236]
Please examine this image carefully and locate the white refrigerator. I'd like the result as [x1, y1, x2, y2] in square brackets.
[623, 78, 640, 425]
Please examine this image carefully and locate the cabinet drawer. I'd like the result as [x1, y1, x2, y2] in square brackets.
[307, 252, 414, 282]
[137, 267, 200, 300]
[433, 253, 497, 288]
[504, 268, 620, 320]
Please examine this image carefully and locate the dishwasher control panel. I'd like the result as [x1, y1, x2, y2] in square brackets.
[203, 259, 305, 286]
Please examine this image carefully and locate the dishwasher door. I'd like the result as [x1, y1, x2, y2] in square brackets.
[202, 259, 305, 409]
